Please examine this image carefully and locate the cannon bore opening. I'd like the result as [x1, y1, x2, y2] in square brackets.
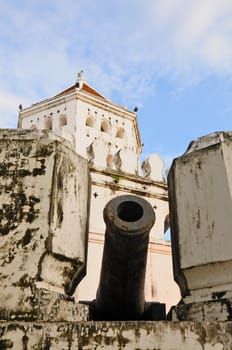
[117, 201, 143, 222]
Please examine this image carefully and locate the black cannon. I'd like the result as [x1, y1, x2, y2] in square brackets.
[91, 195, 166, 321]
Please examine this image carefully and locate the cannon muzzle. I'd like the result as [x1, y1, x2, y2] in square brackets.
[93, 195, 156, 320]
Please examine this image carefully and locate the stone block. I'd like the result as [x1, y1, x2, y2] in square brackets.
[171, 297, 232, 321]
[0, 320, 231, 349]
[168, 132, 232, 320]
[0, 129, 90, 320]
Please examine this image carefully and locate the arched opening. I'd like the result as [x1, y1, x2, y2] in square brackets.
[86, 116, 94, 127]
[106, 154, 113, 168]
[44, 117, 52, 130]
[116, 127, 124, 139]
[59, 114, 67, 127]
[101, 119, 110, 133]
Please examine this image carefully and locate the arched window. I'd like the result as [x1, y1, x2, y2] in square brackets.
[116, 127, 125, 139]
[107, 154, 113, 168]
[59, 114, 67, 127]
[86, 116, 94, 127]
[101, 119, 110, 133]
[44, 117, 52, 130]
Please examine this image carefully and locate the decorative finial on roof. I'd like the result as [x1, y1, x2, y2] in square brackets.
[76, 70, 86, 88]
[77, 70, 84, 79]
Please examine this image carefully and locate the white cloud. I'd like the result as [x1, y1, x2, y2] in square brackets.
[0, 0, 232, 121]
[201, 33, 232, 71]
[0, 91, 30, 128]
[172, 1, 232, 67]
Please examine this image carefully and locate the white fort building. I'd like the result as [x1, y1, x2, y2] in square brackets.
[18, 72, 180, 311]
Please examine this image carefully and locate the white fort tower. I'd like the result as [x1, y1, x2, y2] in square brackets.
[18, 72, 179, 311]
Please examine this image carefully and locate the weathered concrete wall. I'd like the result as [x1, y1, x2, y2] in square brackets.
[0, 129, 90, 321]
[168, 131, 232, 321]
[0, 321, 231, 349]
[0, 287, 89, 322]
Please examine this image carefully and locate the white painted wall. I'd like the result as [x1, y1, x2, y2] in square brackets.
[20, 94, 139, 173]
[18, 80, 181, 310]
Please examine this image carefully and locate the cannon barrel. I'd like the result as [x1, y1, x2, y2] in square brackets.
[93, 195, 155, 320]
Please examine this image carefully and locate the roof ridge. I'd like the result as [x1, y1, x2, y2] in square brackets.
[54, 84, 77, 97]
[82, 83, 108, 100]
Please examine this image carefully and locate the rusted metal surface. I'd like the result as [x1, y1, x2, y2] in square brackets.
[93, 195, 156, 320]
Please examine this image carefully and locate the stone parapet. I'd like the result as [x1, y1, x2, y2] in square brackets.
[0, 321, 231, 349]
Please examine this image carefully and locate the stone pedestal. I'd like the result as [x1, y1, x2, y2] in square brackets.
[168, 131, 232, 321]
[0, 129, 90, 321]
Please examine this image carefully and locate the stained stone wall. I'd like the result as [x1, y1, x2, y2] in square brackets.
[0, 321, 231, 349]
[0, 129, 90, 321]
[168, 132, 232, 321]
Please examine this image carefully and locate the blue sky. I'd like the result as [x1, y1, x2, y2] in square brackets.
[1, 0, 232, 168]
